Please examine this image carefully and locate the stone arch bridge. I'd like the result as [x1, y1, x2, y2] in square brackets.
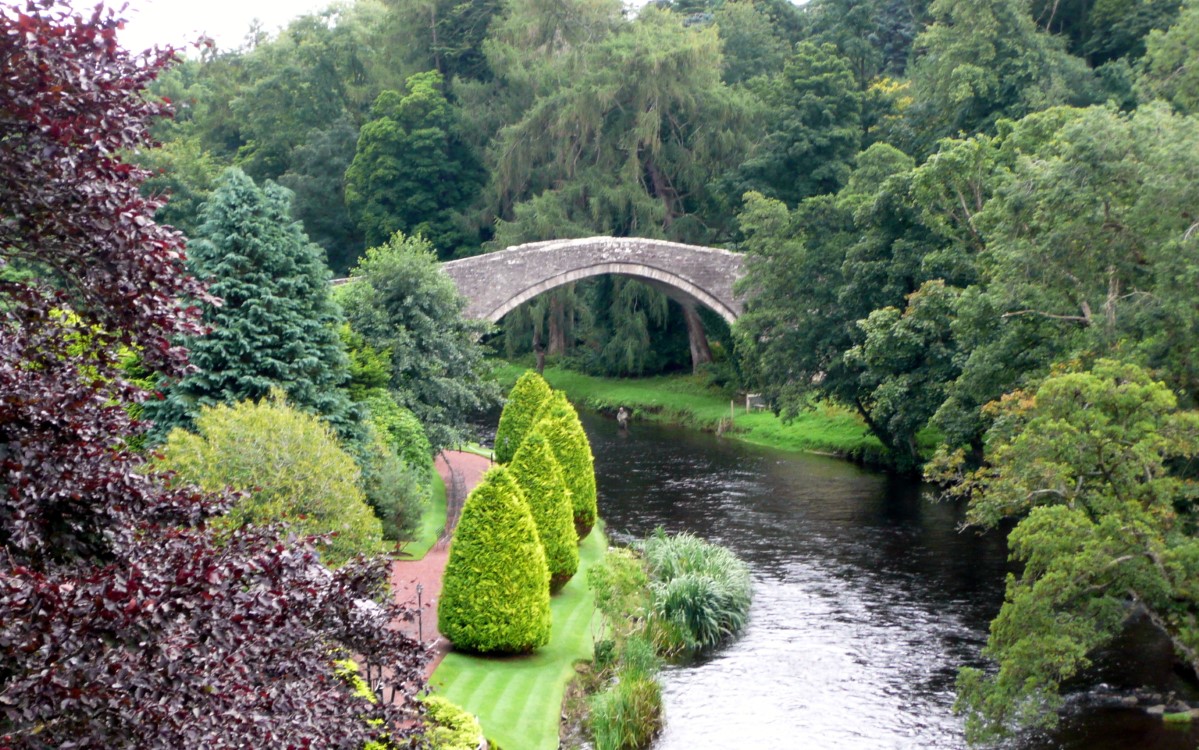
[441, 237, 745, 369]
[442, 236, 744, 323]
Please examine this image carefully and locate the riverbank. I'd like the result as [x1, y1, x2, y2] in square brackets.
[492, 362, 887, 463]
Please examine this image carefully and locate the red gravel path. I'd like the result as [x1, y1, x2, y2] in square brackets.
[390, 451, 493, 678]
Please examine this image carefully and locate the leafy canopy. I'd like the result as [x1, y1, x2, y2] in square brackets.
[159, 394, 386, 567]
[337, 232, 500, 453]
[929, 361, 1199, 741]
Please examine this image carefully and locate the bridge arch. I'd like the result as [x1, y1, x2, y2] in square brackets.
[441, 237, 744, 325]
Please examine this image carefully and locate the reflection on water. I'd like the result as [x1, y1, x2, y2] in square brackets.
[582, 413, 1199, 750]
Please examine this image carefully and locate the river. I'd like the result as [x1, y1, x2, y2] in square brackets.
[578, 412, 1199, 750]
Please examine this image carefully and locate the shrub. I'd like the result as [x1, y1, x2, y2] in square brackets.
[508, 431, 580, 592]
[361, 387, 434, 481]
[439, 466, 551, 653]
[494, 370, 553, 464]
[587, 548, 651, 640]
[356, 425, 429, 542]
[159, 393, 385, 566]
[641, 530, 752, 652]
[422, 695, 485, 750]
[532, 392, 598, 539]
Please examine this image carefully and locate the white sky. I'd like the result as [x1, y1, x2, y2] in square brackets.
[117, 0, 336, 53]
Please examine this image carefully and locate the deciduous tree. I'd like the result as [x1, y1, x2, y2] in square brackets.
[345, 70, 483, 256]
[931, 361, 1199, 741]
[0, 4, 426, 746]
[336, 232, 500, 452]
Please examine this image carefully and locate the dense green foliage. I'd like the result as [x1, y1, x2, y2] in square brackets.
[337, 232, 500, 452]
[508, 432, 580, 592]
[583, 531, 748, 749]
[533, 392, 598, 539]
[361, 388, 434, 480]
[146, 168, 360, 442]
[587, 667, 663, 750]
[930, 361, 1199, 740]
[127, 0, 1199, 736]
[422, 695, 485, 750]
[158, 395, 385, 565]
[439, 466, 551, 653]
[586, 548, 663, 750]
[494, 369, 554, 464]
[344, 71, 482, 254]
[355, 424, 429, 542]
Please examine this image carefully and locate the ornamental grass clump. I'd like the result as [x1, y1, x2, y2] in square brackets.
[642, 530, 752, 652]
[508, 431, 580, 592]
[587, 667, 663, 750]
[494, 370, 554, 463]
[532, 392, 598, 539]
[439, 466, 551, 653]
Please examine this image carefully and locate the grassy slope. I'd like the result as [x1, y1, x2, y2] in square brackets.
[493, 363, 886, 461]
[403, 471, 447, 561]
[430, 526, 606, 750]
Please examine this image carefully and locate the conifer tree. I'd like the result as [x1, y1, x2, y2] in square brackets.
[439, 467, 552, 653]
[533, 392, 598, 539]
[147, 168, 360, 441]
[508, 431, 579, 592]
[494, 370, 554, 464]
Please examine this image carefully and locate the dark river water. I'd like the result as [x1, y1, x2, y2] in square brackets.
[576, 412, 1199, 750]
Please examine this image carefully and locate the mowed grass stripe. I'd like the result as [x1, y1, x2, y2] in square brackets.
[404, 472, 447, 561]
[430, 526, 606, 750]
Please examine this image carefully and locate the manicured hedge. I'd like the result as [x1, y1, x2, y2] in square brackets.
[439, 466, 551, 653]
[508, 431, 580, 593]
[494, 370, 553, 464]
[533, 392, 598, 539]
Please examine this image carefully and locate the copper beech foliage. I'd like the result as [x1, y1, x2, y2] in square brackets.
[0, 2, 427, 747]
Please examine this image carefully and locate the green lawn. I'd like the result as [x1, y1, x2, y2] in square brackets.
[493, 362, 888, 461]
[430, 526, 606, 750]
[402, 471, 447, 561]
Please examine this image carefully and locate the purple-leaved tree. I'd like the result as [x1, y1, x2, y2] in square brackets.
[0, 2, 427, 746]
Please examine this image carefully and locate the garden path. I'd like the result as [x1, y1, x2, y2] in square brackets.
[390, 451, 493, 679]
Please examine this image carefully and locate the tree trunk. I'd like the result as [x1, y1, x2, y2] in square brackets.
[533, 328, 546, 374]
[682, 302, 713, 373]
[548, 295, 567, 355]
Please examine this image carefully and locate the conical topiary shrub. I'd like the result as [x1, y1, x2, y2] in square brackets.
[494, 370, 554, 464]
[439, 466, 551, 653]
[533, 392, 598, 540]
[508, 431, 580, 593]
